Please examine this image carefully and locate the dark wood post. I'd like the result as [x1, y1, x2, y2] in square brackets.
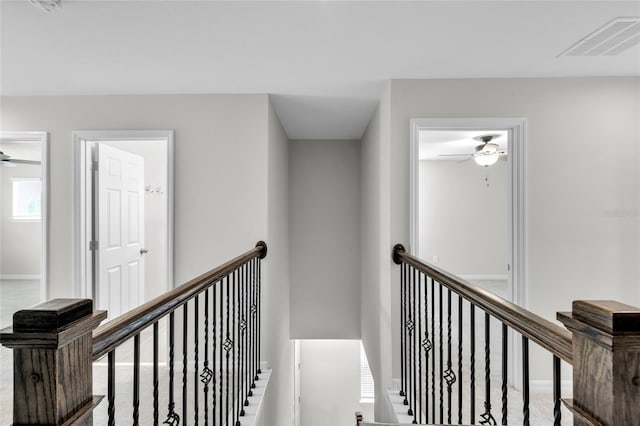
[0, 298, 106, 425]
[558, 300, 640, 426]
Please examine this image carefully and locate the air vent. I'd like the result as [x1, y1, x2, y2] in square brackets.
[559, 17, 640, 57]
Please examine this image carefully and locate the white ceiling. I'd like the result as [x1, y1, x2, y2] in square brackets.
[1, 1, 639, 139]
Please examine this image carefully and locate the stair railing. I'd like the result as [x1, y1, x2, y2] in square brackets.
[392, 243, 640, 426]
[1, 241, 267, 426]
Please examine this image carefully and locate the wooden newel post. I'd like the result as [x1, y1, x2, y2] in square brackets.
[0, 299, 107, 425]
[558, 300, 640, 426]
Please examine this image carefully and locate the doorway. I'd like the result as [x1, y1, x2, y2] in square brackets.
[0, 131, 48, 327]
[409, 118, 527, 389]
[73, 130, 174, 320]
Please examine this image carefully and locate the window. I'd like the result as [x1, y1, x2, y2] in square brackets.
[12, 178, 41, 220]
[360, 342, 375, 403]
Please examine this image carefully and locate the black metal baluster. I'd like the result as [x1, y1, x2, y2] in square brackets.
[553, 355, 561, 426]
[444, 289, 456, 424]
[431, 277, 435, 423]
[133, 333, 140, 425]
[522, 336, 530, 426]
[254, 258, 260, 383]
[183, 303, 188, 425]
[249, 258, 256, 396]
[154, 322, 159, 425]
[406, 265, 414, 417]
[219, 278, 224, 426]
[165, 311, 179, 425]
[243, 262, 250, 409]
[422, 275, 431, 423]
[501, 323, 508, 425]
[202, 289, 212, 426]
[480, 313, 496, 425]
[458, 296, 463, 425]
[236, 265, 245, 426]
[194, 295, 199, 426]
[400, 262, 406, 400]
[213, 283, 217, 425]
[231, 269, 238, 424]
[225, 275, 232, 425]
[257, 257, 262, 376]
[417, 270, 422, 424]
[470, 305, 475, 424]
[108, 350, 115, 426]
[439, 283, 443, 424]
[232, 267, 242, 425]
[412, 267, 417, 423]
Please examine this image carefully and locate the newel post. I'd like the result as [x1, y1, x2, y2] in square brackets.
[0, 299, 107, 425]
[558, 300, 640, 426]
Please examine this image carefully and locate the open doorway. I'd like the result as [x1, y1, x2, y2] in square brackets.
[409, 118, 527, 389]
[73, 130, 173, 320]
[0, 131, 48, 327]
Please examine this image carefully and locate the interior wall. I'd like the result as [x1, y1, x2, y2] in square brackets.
[299, 340, 361, 426]
[0, 164, 41, 277]
[101, 139, 168, 301]
[419, 159, 508, 276]
[0, 94, 270, 298]
[387, 77, 640, 380]
[289, 139, 361, 339]
[263, 97, 293, 426]
[360, 82, 394, 422]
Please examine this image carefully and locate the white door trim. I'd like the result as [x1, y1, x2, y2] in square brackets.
[72, 130, 174, 301]
[0, 131, 49, 302]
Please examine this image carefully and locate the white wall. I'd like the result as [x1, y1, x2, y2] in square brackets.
[360, 82, 395, 422]
[101, 139, 169, 301]
[0, 164, 41, 276]
[299, 340, 361, 426]
[419, 159, 508, 276]
[290, 140, 361, 339]
[263, 97, 294, 426]
[387, 77, 640, 380]
[1, 95, 270, 296]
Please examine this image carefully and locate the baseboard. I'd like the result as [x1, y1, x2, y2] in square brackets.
[458, 275, 509, 281]
[0, 274, 41, 280]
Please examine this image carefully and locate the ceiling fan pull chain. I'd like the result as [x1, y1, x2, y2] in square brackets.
[485, 167, 490, 188]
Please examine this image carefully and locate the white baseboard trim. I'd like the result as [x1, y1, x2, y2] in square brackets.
[0, 274, 41, 280]
[458, 275, 509, 281]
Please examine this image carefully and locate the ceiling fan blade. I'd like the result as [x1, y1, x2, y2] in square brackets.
[8, 159, 41, 165]
[439, 153, 473, 157]
[0, 160, 17, 167]
[457, 158, 472, 164]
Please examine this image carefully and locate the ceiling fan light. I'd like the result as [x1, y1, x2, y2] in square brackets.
[474, 154, 499, 167]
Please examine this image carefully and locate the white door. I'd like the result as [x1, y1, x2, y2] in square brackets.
[95, 144, 145, 319]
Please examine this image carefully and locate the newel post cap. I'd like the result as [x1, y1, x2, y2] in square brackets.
[0, 298, 107, 349]
[558, 300, 640, 336]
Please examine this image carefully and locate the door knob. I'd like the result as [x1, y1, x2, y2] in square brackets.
[140, 248, 149, 254]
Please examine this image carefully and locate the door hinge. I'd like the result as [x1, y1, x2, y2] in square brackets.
[89, 241, 99, 251]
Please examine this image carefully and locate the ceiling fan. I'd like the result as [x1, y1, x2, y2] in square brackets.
[440, 134, 508, 166]
[0, 151, 41, 167]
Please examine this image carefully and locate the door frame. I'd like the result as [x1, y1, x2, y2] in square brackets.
[72, 130, 174, 301]
[0, 131, 49, 302]
[409, 118, 527, 389]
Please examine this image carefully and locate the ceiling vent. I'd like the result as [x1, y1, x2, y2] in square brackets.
[29, 0, 62, 13]
[558, 17, 640, 57]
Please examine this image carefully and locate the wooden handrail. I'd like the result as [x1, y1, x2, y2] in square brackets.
[92, 241, 267, 360]
[393, 244, 573, 364]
